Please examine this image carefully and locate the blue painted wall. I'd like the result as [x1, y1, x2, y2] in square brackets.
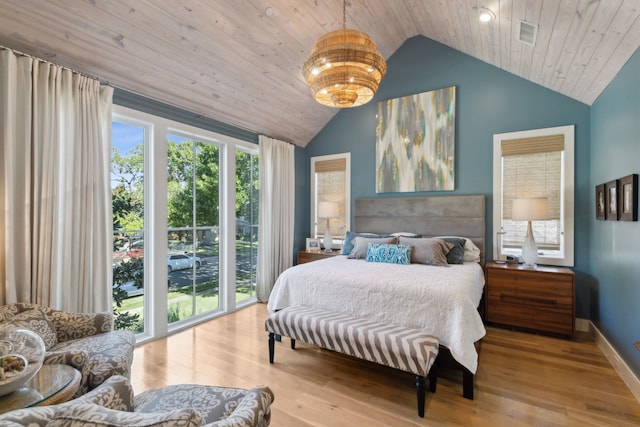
[590, 48, 640, 377]
[300, 36, 592, 317]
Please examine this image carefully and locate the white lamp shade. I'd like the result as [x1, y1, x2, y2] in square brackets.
[317, 201, 339, 218]
[512, 197, 550, 221]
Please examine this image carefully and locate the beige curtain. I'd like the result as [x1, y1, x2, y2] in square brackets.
[0, 48, 113, 312]
[256, 135, 294, 302]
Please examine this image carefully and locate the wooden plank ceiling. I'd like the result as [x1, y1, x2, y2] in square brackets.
[0, 0, 638, 147]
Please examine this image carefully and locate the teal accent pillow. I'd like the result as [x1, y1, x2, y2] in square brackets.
[365, 243, 411, 265]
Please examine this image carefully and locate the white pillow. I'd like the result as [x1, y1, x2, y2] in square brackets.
[390, 232, 419, 237]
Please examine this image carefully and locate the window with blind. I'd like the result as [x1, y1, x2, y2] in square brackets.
[310, 153, 350, 245]
[493, 125, 574, 267]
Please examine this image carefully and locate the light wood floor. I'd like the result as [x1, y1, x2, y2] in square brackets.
[131, 303, 640, 426]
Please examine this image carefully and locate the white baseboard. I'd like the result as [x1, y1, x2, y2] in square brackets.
[575, 317, 589, 332]
[586, 319, 640, 403]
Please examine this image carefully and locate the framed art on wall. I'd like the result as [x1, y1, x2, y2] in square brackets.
[605, 180, 618, 221]
[618, 174, 638, 221]
[595, 184, 605, 220]
[375, 86, 456, 193]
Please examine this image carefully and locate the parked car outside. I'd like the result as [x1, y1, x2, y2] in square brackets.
[167, 253, 202, 273]
[113, 281, 143, 298]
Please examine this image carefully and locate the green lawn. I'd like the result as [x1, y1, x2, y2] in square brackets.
[115, 280, 254, 332]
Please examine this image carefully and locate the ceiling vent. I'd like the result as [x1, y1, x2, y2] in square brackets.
[518, 20, 538, 46]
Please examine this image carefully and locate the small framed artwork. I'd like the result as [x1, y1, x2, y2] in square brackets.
[595, 184, 606, 220]
[605, 180, 618, 221]
[618, 174, 638, 221]
[305, 238, 321, 252]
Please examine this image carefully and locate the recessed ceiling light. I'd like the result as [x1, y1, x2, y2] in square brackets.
[478, 7, 495, 22]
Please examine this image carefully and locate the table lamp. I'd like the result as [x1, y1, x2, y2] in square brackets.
[317, 201, 339, 252]
[512, 197, 550, 267]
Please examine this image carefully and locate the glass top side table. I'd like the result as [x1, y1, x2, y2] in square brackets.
[0, 364, 81, 414]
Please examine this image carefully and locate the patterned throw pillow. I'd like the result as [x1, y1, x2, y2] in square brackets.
[365, 243, 412, 265]
[4, 309, 58, 350]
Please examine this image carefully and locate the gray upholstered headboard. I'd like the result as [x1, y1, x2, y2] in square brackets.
[353, 195, 486, 263]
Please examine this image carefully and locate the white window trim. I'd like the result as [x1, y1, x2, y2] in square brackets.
[310, 152, 351, 245]
[492, 125, 574, 267]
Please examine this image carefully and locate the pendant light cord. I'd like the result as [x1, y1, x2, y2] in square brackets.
[343, 0, 347, 30]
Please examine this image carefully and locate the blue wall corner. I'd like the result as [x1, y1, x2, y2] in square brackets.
[590, 47, 640, 378]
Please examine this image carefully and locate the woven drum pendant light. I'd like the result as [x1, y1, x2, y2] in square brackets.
[302, 0, 386, 108]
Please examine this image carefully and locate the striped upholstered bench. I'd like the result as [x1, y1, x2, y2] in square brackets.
[265, 306, 439, 417]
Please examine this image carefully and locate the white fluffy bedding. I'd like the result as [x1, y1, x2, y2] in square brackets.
[267, 255, 486, 373]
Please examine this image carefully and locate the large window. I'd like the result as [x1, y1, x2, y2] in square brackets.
[111, 106, 259, 340]
[310, 153, 351, 246]
[111, 119, 148, 334]
[493, 125, 574, 266]
[166, 134, 220, 324]
[235, 150, 259, 302]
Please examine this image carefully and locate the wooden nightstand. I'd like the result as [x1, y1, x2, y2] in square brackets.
[485, 262, 575, 337]
[297, 250, 340, 264]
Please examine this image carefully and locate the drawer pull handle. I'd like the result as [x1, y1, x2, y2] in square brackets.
[500, 294, 557, 306]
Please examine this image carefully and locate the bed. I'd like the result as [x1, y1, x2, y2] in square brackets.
[267, 195, 486, 393]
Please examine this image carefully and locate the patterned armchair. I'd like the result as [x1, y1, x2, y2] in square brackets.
[0, 303, 135, 396]
[0, 375, 274, 427]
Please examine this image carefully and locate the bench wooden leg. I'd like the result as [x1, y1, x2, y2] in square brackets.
[416, 375, 426, 418]
[268, 333, 275, 364]
[429, 366, 437, 393]
[463, 368, 474, 399]
[291, 338, 296, 350]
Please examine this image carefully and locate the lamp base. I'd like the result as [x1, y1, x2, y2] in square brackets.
[323, 219, 333, 252]
[521, 220, 538, 268]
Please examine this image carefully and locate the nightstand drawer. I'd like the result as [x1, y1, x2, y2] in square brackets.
[487, 272, 574, 307]
[297, 250, 340, 264]
[485, 262, 575, 336]
[487, 300, 574, 335]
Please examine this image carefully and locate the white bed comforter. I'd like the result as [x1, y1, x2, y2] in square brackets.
[267, 256, 486, 373]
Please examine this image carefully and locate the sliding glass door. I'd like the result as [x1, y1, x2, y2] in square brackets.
[235, 150, 259, 303]
[111, 119, 147, 334]
[167, 135, 220, 323]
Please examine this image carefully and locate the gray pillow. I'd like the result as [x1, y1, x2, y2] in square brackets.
[399, 237, 453, 266]
[347, 236, 397, 259]
[341, 231, 387, 255]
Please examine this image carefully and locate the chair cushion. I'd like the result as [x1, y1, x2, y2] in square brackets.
[2, 308, 58, 350]
[46, 403, 204, 427]
[50, 330, 135, 390]
[0, 375, 135, 426]
[135, 385, 257, 424]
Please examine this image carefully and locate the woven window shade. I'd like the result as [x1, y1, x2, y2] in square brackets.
[315, 158, 347, 238]
[502, 134, 564, 156]
[314, 158, 346, 173]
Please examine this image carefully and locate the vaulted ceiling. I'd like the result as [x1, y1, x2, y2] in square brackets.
[0, 1, 638, 147]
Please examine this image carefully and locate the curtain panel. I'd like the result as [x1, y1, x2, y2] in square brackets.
[0, 49, 113, 312]
[256, 136, 294, 302]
